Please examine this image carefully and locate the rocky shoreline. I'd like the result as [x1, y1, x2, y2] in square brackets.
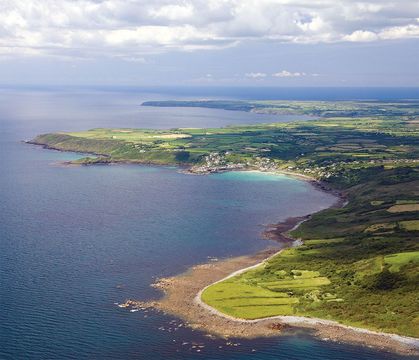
[118, 194, 417, 356]
[119, 238, 418, 355]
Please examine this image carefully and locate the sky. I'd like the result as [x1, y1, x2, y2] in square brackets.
[0, 0, 418, 87]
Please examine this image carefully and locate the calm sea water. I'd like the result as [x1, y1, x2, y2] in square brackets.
[0, 88, 415, 359]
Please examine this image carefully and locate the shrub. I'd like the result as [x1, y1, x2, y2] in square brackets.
[364, 269, 405, 291]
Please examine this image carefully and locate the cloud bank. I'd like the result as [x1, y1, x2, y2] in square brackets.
[0, 0, 418, 60]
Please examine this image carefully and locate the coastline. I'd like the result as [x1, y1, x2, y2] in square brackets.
[26, 140, 418, 354]
[123, 216, 419, 355]
[26, 139, 344, 200]
[121, 183, 417, 356]
[25, 140, 110, 158]
[122, 246, 418, 355]
[25, 140, 195, 169]
[194, 239, 419, 353]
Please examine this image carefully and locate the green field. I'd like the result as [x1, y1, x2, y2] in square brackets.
[201, 281, 298, 319]
[30, 99, 419, 337]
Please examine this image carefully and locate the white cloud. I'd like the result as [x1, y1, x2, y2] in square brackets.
[378, 24, 419, 40]
[0, 0, 418, 59]
[149, 4, 194, 21]
[344, 30, 379, 42]
[245, 72, 267, 78]
[344, 24, 419, 42]
[104, 25, 213, 47]
[272, 70, 306, 78]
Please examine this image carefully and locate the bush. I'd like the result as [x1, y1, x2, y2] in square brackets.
[175, 151, 190, 162]
[364, 269, 405, 291]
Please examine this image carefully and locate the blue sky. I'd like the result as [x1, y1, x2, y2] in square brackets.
[0, 0, 418, 86]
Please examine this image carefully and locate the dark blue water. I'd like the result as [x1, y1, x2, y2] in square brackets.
[0, 89, 414, 359]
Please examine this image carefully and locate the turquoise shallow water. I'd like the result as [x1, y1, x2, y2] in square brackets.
[0, 89, 415, 359]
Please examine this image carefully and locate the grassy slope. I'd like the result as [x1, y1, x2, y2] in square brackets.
[31, 100, 419, 336]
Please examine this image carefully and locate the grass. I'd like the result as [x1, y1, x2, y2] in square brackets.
[399, 220, 419, 231]
[396, 200, 419, 205]
[365, 223, 396, 233]
[387, 204, 419, 213]
[201, 247, 334, 320]
[353, 257, 383, 278]
[201, 281, 298, 319]
[384, 252, 419, 272]
[352, 251, 419, 276]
